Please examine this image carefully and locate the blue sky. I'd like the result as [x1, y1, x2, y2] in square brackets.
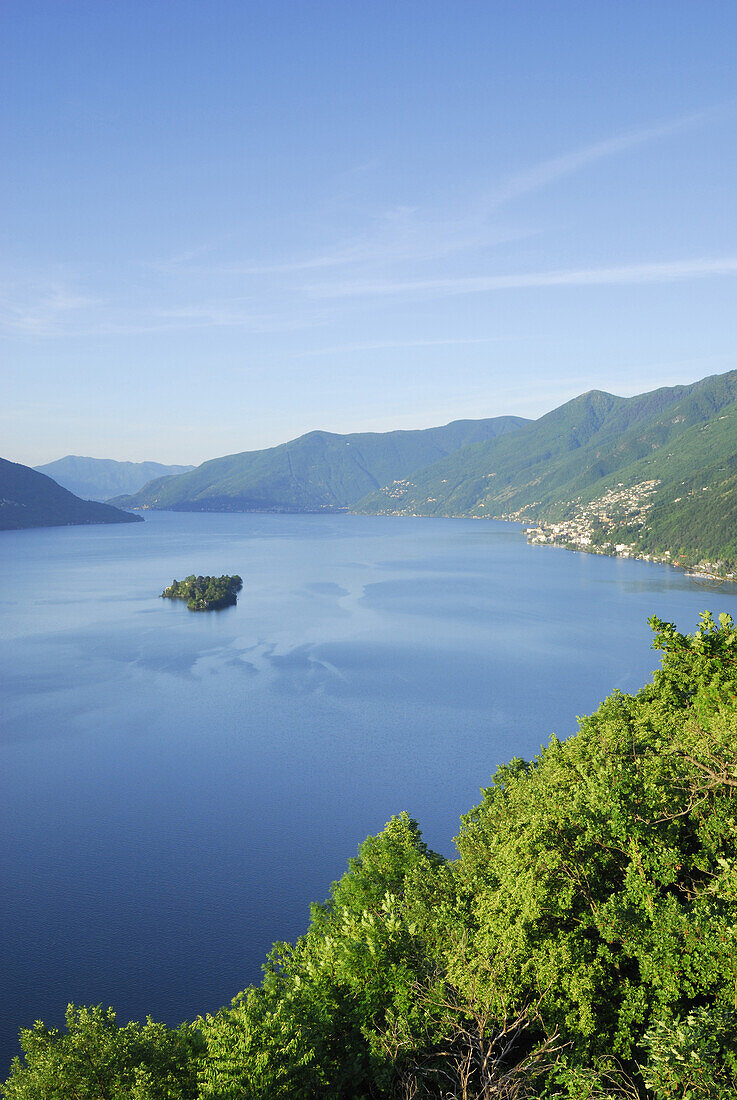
[3, 1, 737, 465]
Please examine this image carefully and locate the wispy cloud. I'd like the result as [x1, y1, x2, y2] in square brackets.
[119, 101, 733, 349]
[4, 106, 730, 340]
[152, 218, 535, 279]
[0, 268, 336, 337]
[152, 106, 721, 283]
[485, 107, 718, 208]
[309, 256, 737, 300]
[0, 283, 103, 335]
[8, 253, 737, 339]
[296, 335, 523, 357]
[148, 298, 331, 333]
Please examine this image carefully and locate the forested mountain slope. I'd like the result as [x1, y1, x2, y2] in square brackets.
[112, 416, 528, 513]
[355, 370, 737, 520]
[5, 612, 737, 1097]
[34, 456, 194, 501]
[634, 461, 737, 562]
[542, 398, 737, 567]
[0, 458, 143, 531]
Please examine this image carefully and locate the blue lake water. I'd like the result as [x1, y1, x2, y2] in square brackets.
[0, 511, 732, 1071]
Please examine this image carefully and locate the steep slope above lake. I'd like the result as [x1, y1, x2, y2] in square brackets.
[0, 458, 143, 531]
[354, 370, 737, 566]
[356, 371, 737, 519]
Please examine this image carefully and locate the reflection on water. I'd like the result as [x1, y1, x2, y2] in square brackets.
[0, 511, 730, 1071]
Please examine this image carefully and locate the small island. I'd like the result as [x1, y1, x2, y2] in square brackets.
[160, 574, 243, 611]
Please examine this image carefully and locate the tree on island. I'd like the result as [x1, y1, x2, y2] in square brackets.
[160, 574, 243, 611]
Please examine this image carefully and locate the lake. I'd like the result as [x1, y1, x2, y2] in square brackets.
[0, 511, 731, 1072]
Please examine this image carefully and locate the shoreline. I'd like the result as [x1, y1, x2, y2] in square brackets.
[522, 524, 737, 585]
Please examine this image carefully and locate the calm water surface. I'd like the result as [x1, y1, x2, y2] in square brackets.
[0, 511, 732, 1070]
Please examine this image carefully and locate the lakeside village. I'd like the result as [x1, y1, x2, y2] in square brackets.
[511, 480, 737, 583]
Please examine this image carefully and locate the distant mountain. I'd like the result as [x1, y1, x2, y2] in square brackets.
[34, 456, 195, 501]
[106, 367, 737, 568]
[112, 417, 529, 513]
[0, 458, 143, 531]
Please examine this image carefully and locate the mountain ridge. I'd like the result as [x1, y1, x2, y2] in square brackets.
[35, 456, 195, 502]
[109, 368, 737, 571]
[112, 416, 529, 513]
[355, 370, 737, 525]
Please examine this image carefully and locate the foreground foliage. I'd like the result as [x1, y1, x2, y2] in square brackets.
[5, 612, 737, 1098]
[1, 1006, 201, 1100]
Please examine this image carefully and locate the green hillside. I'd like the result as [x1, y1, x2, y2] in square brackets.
[629, 458, 737, 565]
[356, 371, 737, 519]
[5, 613, 737, 1098]
[112, 417, 528, 513]
[541, 393, 737, 519]
[0, 458, 143, 531]
[354, 370, 737, 566]
[34, 456, 194, 501]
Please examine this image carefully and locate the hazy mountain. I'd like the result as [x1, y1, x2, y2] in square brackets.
[35, 456, 195, 501]
[105, 366, 737, 564]
[112, 417, 529, 513]
[0, 458, 144, 531]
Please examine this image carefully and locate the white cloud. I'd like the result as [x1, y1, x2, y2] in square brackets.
[485, 107, 718, 208]
[0, 283, 102, 335]
[309, 256, 737, 300]
[296, 335, 523, 357]
[4, 105, 731, 339]
[157, 107, 721, 283]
